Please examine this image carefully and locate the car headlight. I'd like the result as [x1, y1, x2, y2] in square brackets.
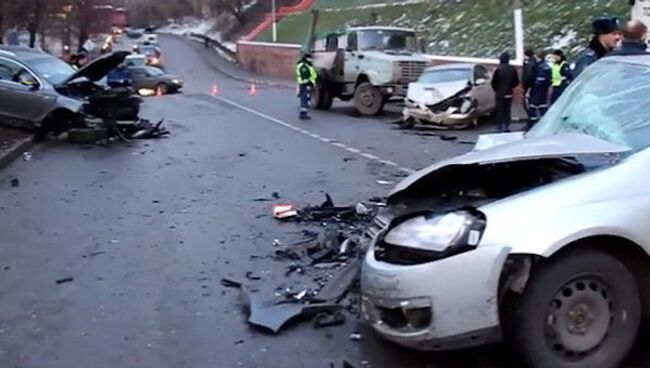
[172, 78, 181, 84]
[384, 210, 486, 252]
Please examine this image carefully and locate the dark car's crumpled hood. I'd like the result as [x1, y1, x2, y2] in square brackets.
[389, 132, 631, 200]
[60, 51, 130, 85]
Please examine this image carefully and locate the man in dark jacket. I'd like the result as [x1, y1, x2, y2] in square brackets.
[574, 16, 621, 77]
[528, 49, 552, 130]
[608, 20, 648, 56]
[491, 52, 519, 132]
[521, 47, 537, 122]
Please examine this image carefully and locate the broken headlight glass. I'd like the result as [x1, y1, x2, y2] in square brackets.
[383, 210, 485, 253]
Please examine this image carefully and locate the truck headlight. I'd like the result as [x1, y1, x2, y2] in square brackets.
[384, 210, 486, 252]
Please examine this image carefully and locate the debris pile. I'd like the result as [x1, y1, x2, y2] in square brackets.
[224, 194, 383, 334]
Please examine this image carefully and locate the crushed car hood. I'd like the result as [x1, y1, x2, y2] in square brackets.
[389, 133, 631, 199]
[406, 80, 470, 106]
[60, 51, 130, 85]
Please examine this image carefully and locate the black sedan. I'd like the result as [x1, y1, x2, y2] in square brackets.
[127, 66, 182, 95]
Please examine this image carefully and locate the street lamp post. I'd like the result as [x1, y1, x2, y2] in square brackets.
[272, 0, 277, 42]
[513, 0, 525, 63]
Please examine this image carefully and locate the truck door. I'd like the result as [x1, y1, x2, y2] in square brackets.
[344, 32, 360, 90]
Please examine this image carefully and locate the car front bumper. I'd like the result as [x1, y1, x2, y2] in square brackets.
[361, 242, 510, 351]
[402, 101, 476, 128]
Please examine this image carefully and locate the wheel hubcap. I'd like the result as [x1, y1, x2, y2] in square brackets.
[545, 277, 613, 359]
[360, 89, 376, 107]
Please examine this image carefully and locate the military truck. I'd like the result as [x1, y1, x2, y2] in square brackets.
[306, 11, 430, 116]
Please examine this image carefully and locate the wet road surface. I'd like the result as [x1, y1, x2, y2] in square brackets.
[1, 35, 649, 368]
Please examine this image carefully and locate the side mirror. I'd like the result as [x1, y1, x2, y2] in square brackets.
[475, 78, 487, 86]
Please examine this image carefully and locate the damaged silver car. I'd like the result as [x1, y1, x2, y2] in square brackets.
[0, 46, 143, 139]
[361, 56, 650, 368]
[400, 63, 495, 129]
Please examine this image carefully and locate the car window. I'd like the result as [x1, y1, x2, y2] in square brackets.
[418, 68, 471, 84]
[27, 56, 75, 85]
[474, 65, 489, 81]
[347, 33, 357, 51]
[130, 68, 148, 78]
[528, 60, 650, 151]
[0, 58, 38, 86]
[145, 67, 163, 77]
[0, 58, 22, 81]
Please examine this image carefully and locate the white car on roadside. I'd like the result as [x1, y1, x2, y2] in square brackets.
[401, 63, 495, 129]
[361, 55, 650, 368]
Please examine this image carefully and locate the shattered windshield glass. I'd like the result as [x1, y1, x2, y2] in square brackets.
[418, 68, 471, 84]
[358, 30, 417, 52]
[528, 60, 650, 151]
[28, 56, 76, 85]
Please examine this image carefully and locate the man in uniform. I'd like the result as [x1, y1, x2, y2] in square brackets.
[295, 53, 317, 120]
[550, 49, 572, 104]
[574, 16, 621, 77]
[528, 49, 552, 130]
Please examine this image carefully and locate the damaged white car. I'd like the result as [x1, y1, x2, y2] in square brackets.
[361, 56, 650, 368]
[400, 63, 495, 129]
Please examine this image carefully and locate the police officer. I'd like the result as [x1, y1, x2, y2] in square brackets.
[296, 53, 317, 120]
[550, 49, 572, 104]
[528, 48, 552, 130]
[574, 16, 621, 77]
[521, 47, 537, 122]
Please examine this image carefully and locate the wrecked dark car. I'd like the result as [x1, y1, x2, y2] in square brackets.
[361, 57, 650, 368]
[0, 46, 165, 141]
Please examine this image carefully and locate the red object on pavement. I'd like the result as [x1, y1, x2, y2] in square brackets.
[211, 84, 219, 96]
[156, 86, 163, 97]
[249, 83, 257, 96]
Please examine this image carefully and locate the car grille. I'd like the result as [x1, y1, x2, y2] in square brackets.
[397, 61, 427, 83]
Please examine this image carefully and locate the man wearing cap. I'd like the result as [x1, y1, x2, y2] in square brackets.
[295, 53, 318, 120]
[550, 49, 572, 104]
[574, 16, 621, 77]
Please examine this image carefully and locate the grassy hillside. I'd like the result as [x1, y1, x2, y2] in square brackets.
[256, 0, 629, 58]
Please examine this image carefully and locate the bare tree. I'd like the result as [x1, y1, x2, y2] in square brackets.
[209, 0, 247, 25]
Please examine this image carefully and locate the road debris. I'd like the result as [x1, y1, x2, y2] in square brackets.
[55, 277, 74, 285]
[376, 180, 393, 186]
[349, 332, 363, 341]
[313, 311, 346, 328]
[10, 178, 19, 187]
[273, 204, 298, 219]
[22, 152, 32, 162]
[245, 271, 262, 281]
[220, 278, 242, 288]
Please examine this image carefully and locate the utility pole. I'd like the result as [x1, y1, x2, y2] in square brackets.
[513, 0, 524, 64]
[272, 0, 277, 42]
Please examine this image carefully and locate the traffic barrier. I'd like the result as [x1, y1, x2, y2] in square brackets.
[156, 85, 164, 97]
[211, 84, 219, 96]
[249, 83, 257, 96]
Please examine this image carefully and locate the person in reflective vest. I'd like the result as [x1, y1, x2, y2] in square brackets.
[550, 49, 572, 104]
[296, 53, 317, 120]
[528, 49, 552, 130]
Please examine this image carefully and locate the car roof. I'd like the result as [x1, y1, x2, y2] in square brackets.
[0, 45, 51, 62]
[348, 26, 415, 33]
[423, 63, 476, 72]
[603, 54, 650, 66]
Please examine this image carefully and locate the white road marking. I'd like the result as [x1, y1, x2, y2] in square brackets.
[212, 94, 414, 174]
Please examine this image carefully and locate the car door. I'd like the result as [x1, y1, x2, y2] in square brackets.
[129, 68, 150, 90]
[472, 65, 494, 114]
[0, 58, 51, 128]
[343, 32, 360, 94]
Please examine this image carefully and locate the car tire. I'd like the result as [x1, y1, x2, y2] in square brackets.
[354, 82, 384, 116]
[506, 249, 641, 368]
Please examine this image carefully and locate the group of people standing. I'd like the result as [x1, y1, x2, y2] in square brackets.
[492, 15, 648, 133]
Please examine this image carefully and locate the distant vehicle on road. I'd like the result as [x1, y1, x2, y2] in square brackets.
[133, 42, 162, 68]
[401, 63, 496, 129]
[141, 34, 158, 44]
[127, 66, 182, 95]
[361, 55, 650, 368]
[307, 11, 429, 116]
[126, 28, 143, 39]
[125, 54, 147, 68]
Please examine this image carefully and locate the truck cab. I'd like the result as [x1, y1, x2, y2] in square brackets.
[311, 26, 430, 115]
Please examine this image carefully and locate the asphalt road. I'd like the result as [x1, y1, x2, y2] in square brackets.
[0, 35, 648, 368]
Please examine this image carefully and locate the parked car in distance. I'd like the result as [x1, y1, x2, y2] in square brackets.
[125, 54, 147, 68]
[127, 66, 182, 94]
[361, 55, 650, 368]
[132, 42, 162, 67]
[126, 28, 143, 39]
[401, 63, 495, 129]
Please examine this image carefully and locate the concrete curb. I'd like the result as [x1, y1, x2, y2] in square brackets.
[0, 136, 34, 172]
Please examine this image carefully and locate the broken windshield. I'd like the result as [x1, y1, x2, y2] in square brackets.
[358, 30, 417, 52]
[527, 60, 650, 151]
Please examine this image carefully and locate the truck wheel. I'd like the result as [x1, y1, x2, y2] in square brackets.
[320, 88, 333, 110]
[354, 82, 384, 116]
[310, 86, 333, 110]
[507, 249, 640, 368]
